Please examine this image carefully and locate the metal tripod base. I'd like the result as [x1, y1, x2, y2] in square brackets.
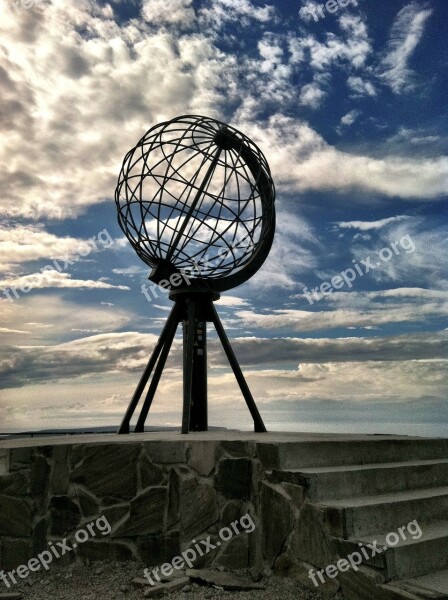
[118, 290, 267, 434]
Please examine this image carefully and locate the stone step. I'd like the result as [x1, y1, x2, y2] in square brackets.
[270, 459, 448, 502]
[334, 521, 448, 580]
[258, 438, 448, 470]
[341, 567, 447, 599]
[404, 569, 448, 596]
[318, 486, 448, 538]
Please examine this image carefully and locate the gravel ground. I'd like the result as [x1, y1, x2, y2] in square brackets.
[6, 560, 343, 600]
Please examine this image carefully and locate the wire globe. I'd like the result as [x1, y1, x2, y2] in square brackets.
[115, 115, 276, 292]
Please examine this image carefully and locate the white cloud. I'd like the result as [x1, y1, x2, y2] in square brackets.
[335, 215, 411, 230]
[238, 115, 448, 199]
[0, 295, 132, 345]
[238, 287, 448, 332]
[247, 211, 321, 290]
[0, 224, 103, 270]
[216, 296, 250, 307]
[141, 0, 195, 28]
[339, 109, 361, 127]
[299, 76, 329, 109]
[295, 14, 371, 71]
[199, 0, 275, 29]
[379, 2, 433, 93]
[351, 219, 448, 288]
[347, 75, 377, 97]
[0, 0, 238, 220]
[1, 270, 130, 295]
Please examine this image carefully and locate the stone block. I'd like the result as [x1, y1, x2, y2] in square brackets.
[50, 495, 81, 536]
[139, 453, 165, 489]
[0, 449, 9, 475]
[281, 482, 305, 508]
[221, 500, 246, 525]
[144, 442, 187, 464]
[49, 445, 70, 494]
[286, 502, 334, 568]
[260, 482, 295, 566]
[255, 443, 280, 469]
[188, 442, 218, 476]
[0, 473, 28, 496]
[30, 455, 50, 497]
[137, 531, 180, 566]
[9, 448, 33, 471]
[0, 496, 33, 536]
[215, 458, 254, 500]
[114, 487, 167, 536]
[71, 444, 139, 499]
[32, 516, 48, 555]
[167, 469, 180, 529]
[179, 477, 219, 540]
[214, 531, 249, 569]
[0, 538, 32, 571]
[102, 503, 129, 531]
[72, 485, 100, 518]
[220, 441, 256, 458]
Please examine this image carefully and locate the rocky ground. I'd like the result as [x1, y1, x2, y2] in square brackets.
[3, 560, 343, 600]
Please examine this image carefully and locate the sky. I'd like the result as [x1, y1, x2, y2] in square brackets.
[0, 0, 447, 435]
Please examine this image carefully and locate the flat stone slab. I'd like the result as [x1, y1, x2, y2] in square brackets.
[143, 577, 190, 597]
[186, 569, 266, 590]
[0, 431, 429, 450]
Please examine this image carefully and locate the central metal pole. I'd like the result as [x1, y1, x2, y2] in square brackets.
[184, 298, 208, 432]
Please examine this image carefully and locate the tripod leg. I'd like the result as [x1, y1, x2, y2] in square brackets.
[134, 304, 180, 432]
[210, 304, 267, 433]
[118, 303, 180, 434]
[182, 300, 196, 434]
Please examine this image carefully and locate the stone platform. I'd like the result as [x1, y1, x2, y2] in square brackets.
[1, 431, 448, 599]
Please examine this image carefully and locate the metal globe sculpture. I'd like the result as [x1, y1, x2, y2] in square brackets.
[115, 115, 275, 291]
[116, 115, 276, 434]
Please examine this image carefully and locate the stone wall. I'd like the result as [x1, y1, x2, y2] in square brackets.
[0, 439, 305, 575]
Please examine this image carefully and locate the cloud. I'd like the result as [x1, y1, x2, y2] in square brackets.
[216, 296, 250, 307]
[1, 324, 446, 390]
[0, 0, 445, 230]
[247, 211, 322, 290]
[349, 219, 448, 287]
[379, 2, 433, 93]
[299, 76, 329, 109]
[0, 0, 238, 220]
[347, 75, 377, 97]
[238, 288, 448, 332]
[335, 215, 411, 230]
[228, 330, 448, 365]
[0, 295, 132, 345]
[339, 109, 361, 127]
[1, 270, 130, 296]
[0, 224, 107, 270]
[199, 0, 275, 29]
[239, 115, 448, 199]
[141, 0, 195, 28]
